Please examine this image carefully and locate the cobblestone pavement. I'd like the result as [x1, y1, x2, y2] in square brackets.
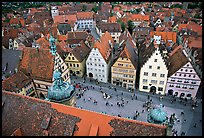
[71, 76, 202, 136]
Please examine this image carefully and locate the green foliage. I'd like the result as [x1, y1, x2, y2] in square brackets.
[121, 22, 126, 33]
[110, 12, 114, 17]
[170, 4, 182, 9]
[127, 20, 134, 35]
[188, 2, 201, 9]
[82, 4, 87, 11]
[91, 6, 98, 13]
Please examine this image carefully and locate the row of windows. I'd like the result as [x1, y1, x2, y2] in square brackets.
[64, 73, 69, 80]
[169, 84, 195, 89]
[142, 86, 163, 91]
[149, 65, 160, 70]
[87, 63, 104, 67]
[26, 87, 34, 95]
[143, 79, 164, 85]
[87, 68, 105, 72]
[89, 58, 100, 62]
[174, 73, 195, 78]
[144, 72, 165, 77]
[69, 63, 79, 68]
[81, 22, 93, 25]
[68, 57, 75, 60]
[170, 79, 197, 84]
[180, 68, 193, 72]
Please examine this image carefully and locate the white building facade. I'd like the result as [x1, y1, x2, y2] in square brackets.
[165, 62, 201, 99]
[139, 48, 168, 95]
[86, 48, 110, 83]
[51, 6, 59, 19]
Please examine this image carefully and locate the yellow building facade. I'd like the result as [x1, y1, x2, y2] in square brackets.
[111, 57, 137, 91]
[65, 52, 86, 77]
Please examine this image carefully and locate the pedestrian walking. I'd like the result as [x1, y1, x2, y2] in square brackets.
[183, 119, 186, 123]
[83, 98, 86, 102]
[181, 132, 185, 136]
[180, 112, 184, 115]
[193, 123, 197, 128]
[121, 92, 123, 95]
[135, 96, 137, 100]
[142, 110, 144, 113]
[148, 95, 150, 99]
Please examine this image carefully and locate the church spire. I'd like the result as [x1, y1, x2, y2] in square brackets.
[49, 33, 57, 56]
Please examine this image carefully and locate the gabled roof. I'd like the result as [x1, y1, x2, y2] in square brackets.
[93, 31, 114, 64]
[18, 47, 55, 82]
[71, 41, 91, 62]
[2, 91, 167, 136]
[139, 42, 157, 67]
[97, 22, 121, 33]
[167, 47, 189, 77]
[2, 71, 32, 92]
[119, 38, 138, 69]
[108, 16, 117, 23]
[150, 31, 177, 43]
[54, 14, 77, 24]
[76, 12, 93, 20]
[36, 37, 50, 49]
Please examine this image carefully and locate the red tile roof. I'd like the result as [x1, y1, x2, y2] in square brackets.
[2, 71, 32, 92]
[108, 16, 117, 23]
[76, 12, 93, 20]
[54, 14, 77, 24]
[9, 18, 20, 25]
[18, 47, 55, 82]
[2, 91, 167, 136]
[188, 37, 202, 49]
[93, 31, 114, 63]
[36, 37, 50, 49]
[150, 31, 177, 43]
[130, 14, 150, 21]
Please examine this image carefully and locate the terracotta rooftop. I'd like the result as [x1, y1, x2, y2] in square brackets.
[35, 37, 50, 49]
[108, 16, 117, 23]
[54, 14, 77, 24]
[18, 47, 55, 82]
[130, 14, 150, 21]
[76, 12, 93, 20]
[167, 47, 189, 77]
[2, 71, 32, 92]
[71, 41, 91, 62]
[188, 37, 202, 49]
[93, 31, 114, 64]
[2, 91, 167, 136]
[2, 91, 80, 136]
[150, 31, 177, 43]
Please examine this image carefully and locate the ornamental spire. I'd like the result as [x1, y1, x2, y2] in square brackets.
[49, 33, 57, 56]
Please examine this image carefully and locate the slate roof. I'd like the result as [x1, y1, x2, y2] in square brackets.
[2, 49, 22, 80]
[167, 47, 189, 77]
[57, 23, 71, 35]
[18, 47, 55, 82]
[2, 71, 32, 92]
[2, 91, 167, 136]
[97, 22, 122, 33]
[119, 38, 138, 69]
[71, 41, 91, 62]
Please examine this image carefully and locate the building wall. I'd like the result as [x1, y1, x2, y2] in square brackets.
[165, 62, 201, 98]
[101, 32, 121, 44]
[111, 57, 137, 91]
[65, 53, 86, 77]
[18, 81, 38, 98]
[139, 48, 168, 95]
[77, 19, 95, 29]
[86, 48, 108, 83]
[54, 53, 71, 82]
[51, 6, 59, 19]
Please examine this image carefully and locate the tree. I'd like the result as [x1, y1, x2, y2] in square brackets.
[127, 20, 134, 35]
[82, 4, 87, 11]
[92, 6, 98, 13]
[121, 22, 126, 33]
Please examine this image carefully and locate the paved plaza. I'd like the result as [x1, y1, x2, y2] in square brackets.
[71, 76, 202, 136]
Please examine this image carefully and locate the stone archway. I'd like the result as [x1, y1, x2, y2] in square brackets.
[168, 89, 173, 96]
[150, 86, 156, 93]
[88, 73, 93, 78]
